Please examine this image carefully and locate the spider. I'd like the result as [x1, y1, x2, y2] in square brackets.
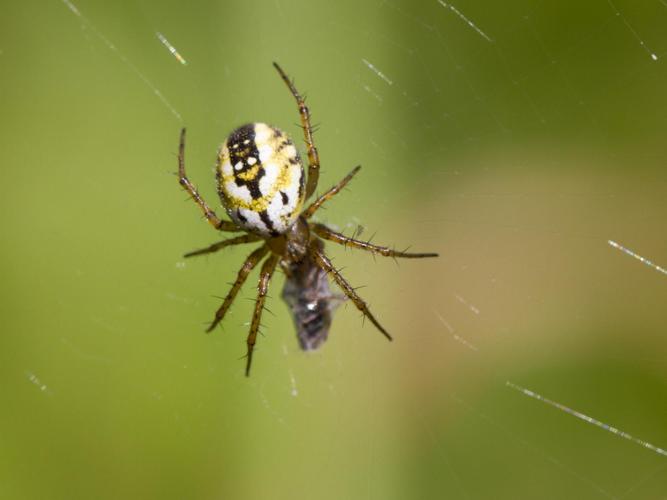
[178, 62, 438, 376]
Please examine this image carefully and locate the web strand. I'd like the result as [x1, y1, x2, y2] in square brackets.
[507, 381, 667, 458]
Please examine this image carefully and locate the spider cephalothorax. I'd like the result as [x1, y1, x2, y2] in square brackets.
[178, 63, 437, 376]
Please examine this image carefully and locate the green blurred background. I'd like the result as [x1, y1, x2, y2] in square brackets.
[2, 0, 666, 498]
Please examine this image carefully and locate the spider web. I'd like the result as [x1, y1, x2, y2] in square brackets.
[1, 0, 666, 498]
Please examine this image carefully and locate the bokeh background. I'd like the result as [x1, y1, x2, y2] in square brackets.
[2, 0, 666, 498]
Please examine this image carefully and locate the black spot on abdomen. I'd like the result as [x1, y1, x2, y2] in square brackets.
[236, 209, 247, 223]
[235, 166, 264, 199]
[259, 210, 278, 236]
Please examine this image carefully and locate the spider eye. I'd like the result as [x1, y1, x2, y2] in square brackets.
[217, 123, 305, 237]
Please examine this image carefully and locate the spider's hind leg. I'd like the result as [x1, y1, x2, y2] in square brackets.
[177, 128, 239, 232]
[310, 241, 392, 342]
[272, 62, 320, 199]
[303, 166, 361, 219]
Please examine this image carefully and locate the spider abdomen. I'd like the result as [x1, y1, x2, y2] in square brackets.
[217, 123, 305, 237]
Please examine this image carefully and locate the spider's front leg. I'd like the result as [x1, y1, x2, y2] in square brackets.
[178, 128, 240, 232]
[245, 254, 280, 376]
[206, 245, 269, 333]
[310, 242, 392, 342]
[311, 223, 438, 259]
[184, 234, 262, 258]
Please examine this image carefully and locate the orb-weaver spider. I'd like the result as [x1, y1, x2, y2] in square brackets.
[178, 63, 437, 376]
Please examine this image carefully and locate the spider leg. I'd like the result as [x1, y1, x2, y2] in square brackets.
[272, 63, 320, 200]
[206, 245, 269, 333]
[245, 254, 280, 376]
[184, 234, 263, 258]
[178, 128, 240, 232]
[303, 166, 361, 219]
[311, 223, 439, 259]
[310, 242, 392, 341]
